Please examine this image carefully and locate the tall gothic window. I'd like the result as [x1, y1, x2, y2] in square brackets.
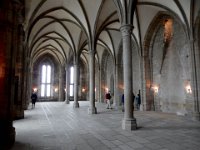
[69, 66, 74, 96]
[41, 65, 51, 97]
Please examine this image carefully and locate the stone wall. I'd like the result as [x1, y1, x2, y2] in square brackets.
[132, 41, 141, 97]
[79, 59, 88, 100]
[32, 55, 60, 101]
[100, 50, 114, 102]
[150, 18, 193, 115]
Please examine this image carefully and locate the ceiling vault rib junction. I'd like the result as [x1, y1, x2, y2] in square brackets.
[32, 47, 63, 65]
[27, 7, 89, 43]
[29, 31, 71, 59]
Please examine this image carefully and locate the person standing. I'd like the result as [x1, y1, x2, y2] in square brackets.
[121, 94, 124, 112]
[133, 92, 135, 110]
[31, 92, 38, 108]
[136, 93, 141, 110]
[105, 91, 112, 109]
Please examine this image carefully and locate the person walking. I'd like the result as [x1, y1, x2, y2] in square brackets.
[105, 91, 112, 109]
[31, 92, 38, 108]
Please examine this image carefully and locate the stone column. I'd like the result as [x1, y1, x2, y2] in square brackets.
[99, 65, 104, 103]
[79, 69, 83, 99]
[120, 25, 137, 130]
[65, 67, 70, 104]
[14, 24, 25, 119]
[58, 66, 64, 101]
[21, 57, 30, 110]
[113, 63, 120, 109]
[88, 50, 97, 114]
[25, 64, 32, 109]
[190, 38, 200, 120]
[73, 63, 79, 108]
[0, 1, 17, 148]
[140, 55, 145, 111]
[11, 4, 24, 119]
[98, 66, 102, 103]
[141, 55, 148, 111]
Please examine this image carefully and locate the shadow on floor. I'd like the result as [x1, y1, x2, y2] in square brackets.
[11, 142, 31, 150]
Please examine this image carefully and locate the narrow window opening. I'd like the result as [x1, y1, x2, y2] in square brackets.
[69, 66, 74, 96]
[41, 65, 51, 97]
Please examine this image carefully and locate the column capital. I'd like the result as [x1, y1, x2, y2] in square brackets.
[12, 0, 24, 24]
[89, 49, 96, 56]
[73, 63, 79, 66]
[120, 24, 134, 37]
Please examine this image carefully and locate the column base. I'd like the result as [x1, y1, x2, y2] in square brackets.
[13, 106, 24, 120]
[154, 104, 162, 112]
[142, 103, 154, 111]
[122, 118, 137, 130]
[140, 104, 144, 111]
[0, 122, 15, 149]
[73, 102, 79, 108]
[65, 100, 70, 104]
[193, 112, 200, 121]
[88, 107, 97, 114]
[23, 102, 30, 110]
[112, 102, 120, 110]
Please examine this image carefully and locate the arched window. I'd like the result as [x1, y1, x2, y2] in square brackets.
[41, 65, 51, 97]
[69, 66, 74, 96]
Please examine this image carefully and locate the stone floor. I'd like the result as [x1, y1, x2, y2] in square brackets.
[12, 101, 200, 150]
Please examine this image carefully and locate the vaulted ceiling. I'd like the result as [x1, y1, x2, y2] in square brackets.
[24, 0, 200, 66]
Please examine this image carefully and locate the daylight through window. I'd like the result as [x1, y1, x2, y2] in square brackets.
[41, 65, 51, 97]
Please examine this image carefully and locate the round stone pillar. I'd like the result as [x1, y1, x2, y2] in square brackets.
[73, 64, 79, 108]
[88, 50, 97, 114]
[120, 24, 137, 130]
[65, 67, 70, 104]
[59, 67, 64, 101]
[113, 63, 121, 110]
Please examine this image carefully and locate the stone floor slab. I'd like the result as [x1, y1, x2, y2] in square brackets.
[11, 102, 200, 150]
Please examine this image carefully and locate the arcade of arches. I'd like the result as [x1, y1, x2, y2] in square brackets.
[0, 0, 200, 148]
